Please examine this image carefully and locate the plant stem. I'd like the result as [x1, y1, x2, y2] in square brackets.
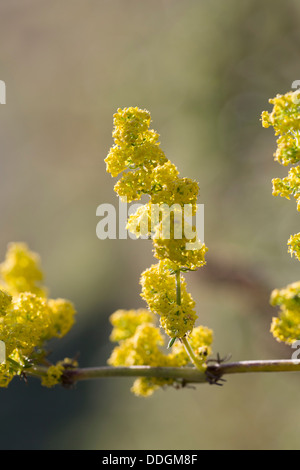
[217, 359, 300, 375]
[175, 270, 181, 305]
[175, 269, 203, 370]
[180, 336, 204, 370]
[26, 359, 300, 387]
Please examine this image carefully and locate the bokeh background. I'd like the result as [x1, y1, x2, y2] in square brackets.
[1, 0, 300, 450]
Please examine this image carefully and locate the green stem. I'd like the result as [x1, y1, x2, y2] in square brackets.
[181, 336, 204, 370]
[175, 269, 203, 370]
[26, 359, 300, 386]
[175, 270, 181, 306]
[217, 359, 300, 375]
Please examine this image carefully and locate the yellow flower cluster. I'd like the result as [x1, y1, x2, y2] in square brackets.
[106, 107, 213, 395]
[170, 326, 213, 367]
[270, 282, 300, 344]
[105, 107, 166, 200]
[41, 357, 78, 388]
[0, 243, 76, 387]
[41, 362, 65, 388]
[272, 166, 300, 210]
[261, 91, 300, 166]
[270, 281, 300, 311]
[105, 107, 206, 268]
[262, 92, 300, 216]
[108, 309, 213, 396]
[42, 357, 78, 388]
[0, 242, 46, 297]
[106, 107, 209, 339]
[153, 222, 208, 271]
[109, 309, 154, 342]
[140, 260, 197, 338]
[287, 233, 300, 261]
[263, 91, 300, 344]
[0, 289, 12, 316]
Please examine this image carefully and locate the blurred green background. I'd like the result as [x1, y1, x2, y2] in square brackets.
[1, 0, 300, 450]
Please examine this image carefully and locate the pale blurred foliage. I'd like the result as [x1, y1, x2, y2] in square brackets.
[1, 0, 300, 450]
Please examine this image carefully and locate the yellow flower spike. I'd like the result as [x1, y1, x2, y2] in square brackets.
[263, 91, 300, 344]
[106, 107, 212, 394]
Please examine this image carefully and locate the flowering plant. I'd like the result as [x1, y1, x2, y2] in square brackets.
[2, 93, 300, 396]
[262, 90, 300, 345]
[0, 243, 76, 387]
[105, 107, 211, 395]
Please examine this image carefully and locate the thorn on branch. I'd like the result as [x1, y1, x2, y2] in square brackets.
[60, 355, 80, 389]
[205, 369, 226, 386]
[206, 352, 232, 365]
[205, 352, 231, 386]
